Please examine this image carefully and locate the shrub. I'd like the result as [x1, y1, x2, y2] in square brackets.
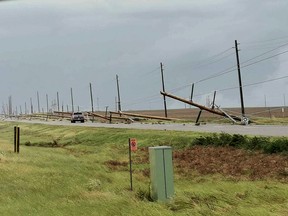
[229, 134, 248, 147]
[263, 138, 288, 154]
[192, 133, 288, 154]
[248, 136, 269, 150]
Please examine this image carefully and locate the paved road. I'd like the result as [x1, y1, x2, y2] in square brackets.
[6, 119, 288, 137]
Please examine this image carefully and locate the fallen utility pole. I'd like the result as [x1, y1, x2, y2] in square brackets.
[110, 111, 179, 121]
[87, 112, 108, 120]
[109, 112, 132, 122]
[160, 91, 242, 122]
[54, 111, 72, 115]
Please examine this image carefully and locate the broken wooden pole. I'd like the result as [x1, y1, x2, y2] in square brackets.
[110, 111, 179, 121]
[160, 91, 242, 122]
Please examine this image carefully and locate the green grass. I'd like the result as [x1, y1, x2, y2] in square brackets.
[0, 121, 287, 216]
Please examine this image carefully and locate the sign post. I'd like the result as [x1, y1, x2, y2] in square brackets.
[129, 138, 137, 191]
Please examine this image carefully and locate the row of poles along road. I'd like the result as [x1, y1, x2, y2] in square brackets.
[3, 40, 245, 122]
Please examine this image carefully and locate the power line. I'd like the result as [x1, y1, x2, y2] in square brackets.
[241, 49, 288, 69]
[190, 52, 235, 71]
[241, 42, 288, 64]
[121, 93, 161, 107]
[138, 66, 160, 78]
[188, 48, 234, 69]
[242, 36, 288, 45]
[191, 44, 288, 85]
[190, 73, 288, 100]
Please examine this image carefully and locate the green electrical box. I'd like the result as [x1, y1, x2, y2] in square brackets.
[149, 146, 174, 202]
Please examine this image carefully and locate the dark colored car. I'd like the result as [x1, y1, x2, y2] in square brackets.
[71, 112, 85, 123]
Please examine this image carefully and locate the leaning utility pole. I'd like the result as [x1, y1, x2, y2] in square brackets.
[235, 40, 245, 117]
[160, 62, 168, 118]
[116, 75, 122, 112]
[89, 83, 95, 122]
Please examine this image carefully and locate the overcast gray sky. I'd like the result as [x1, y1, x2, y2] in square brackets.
[1, 0, 288, 114]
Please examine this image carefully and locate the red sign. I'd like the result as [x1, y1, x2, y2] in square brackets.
[130, 138, 137, 152]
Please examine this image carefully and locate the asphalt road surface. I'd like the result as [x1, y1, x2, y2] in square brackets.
[6, 119, 288, 137]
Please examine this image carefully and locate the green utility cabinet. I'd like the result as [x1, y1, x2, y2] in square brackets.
[149, 146, 174, 202]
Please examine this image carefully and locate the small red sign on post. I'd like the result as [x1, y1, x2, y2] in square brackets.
[130, 138, 137, 152]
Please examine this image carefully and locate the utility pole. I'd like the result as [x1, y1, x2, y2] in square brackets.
[89, 83, 95, 122]
[30, 97, 33, 114]
[37, 91, 40, 113]
[235, 40, 245, 117]
[160, 62, 168, 118]
[46, 94, 49, 121]
[105, 106, 109, 118]
[57, 92, 60, 112]
[70, 88, 74, 113]
[46, 94, 49, 113]
[212, 91, 217, 109]
[8, 96, 12, 116]
[25, 102, 27, 115]
[190, 83, 194, 102]
[283, 94, 286, 118]
[116, 75, 122, 112]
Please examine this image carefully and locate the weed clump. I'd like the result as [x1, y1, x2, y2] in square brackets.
[87, 179, 102, 191]
[135, 188, 153, 202]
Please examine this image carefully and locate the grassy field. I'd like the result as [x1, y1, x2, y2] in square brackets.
[0, 121, 287, 216]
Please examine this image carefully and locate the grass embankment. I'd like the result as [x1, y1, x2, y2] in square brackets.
[0, 121, 287, 216]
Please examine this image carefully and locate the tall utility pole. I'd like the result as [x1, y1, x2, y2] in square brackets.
[235, 40, 245, 117]
[89, 83, 94, 122]
[37, 91, 40, 113]
[116, 75, 121, 112]
[70, 88, 74, 113]
[160, 62, 168, 117]
[57, 92, 60, 112]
